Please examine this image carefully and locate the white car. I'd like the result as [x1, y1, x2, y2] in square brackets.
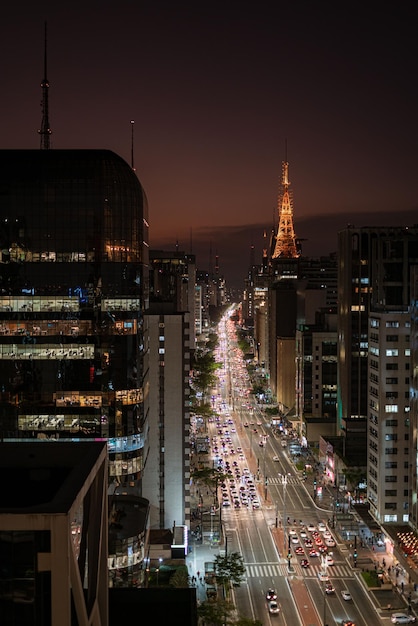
[307, 523, 316, 532]
[325, 555, 334, 566]
[267, 600, 280, 614]
[318, 570, 329, 582]
[391, 613, 416, 624]
[341, 590, 352, 601]
[318, 522, 327, 532]
[273, 456, 280, 461]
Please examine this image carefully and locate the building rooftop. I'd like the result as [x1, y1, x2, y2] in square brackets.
[0, 441, 107, 513]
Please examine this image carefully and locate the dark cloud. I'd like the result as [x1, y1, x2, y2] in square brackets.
[152, 207, 418, 290]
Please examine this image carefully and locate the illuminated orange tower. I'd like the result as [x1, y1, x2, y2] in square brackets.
[272, 160, 299, 259]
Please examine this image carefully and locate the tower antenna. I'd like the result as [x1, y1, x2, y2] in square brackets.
[130, 120, 136, 170]
[38, 21, 52, 149]
[271, 145, 299, 259]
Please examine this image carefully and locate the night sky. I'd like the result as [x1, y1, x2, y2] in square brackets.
[2, 2, 418, 288]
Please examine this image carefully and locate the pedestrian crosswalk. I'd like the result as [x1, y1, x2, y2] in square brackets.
[267, 476, 300, 487]
[244, 562, 290, 578]
[244, 561, 355, 579]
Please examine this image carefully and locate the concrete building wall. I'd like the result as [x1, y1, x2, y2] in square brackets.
[144, 313, 190, 530]
[276, 337, 296, 415]
[368, 310, 411, 525]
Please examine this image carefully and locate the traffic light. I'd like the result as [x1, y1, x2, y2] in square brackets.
[287, 552, 291, 560]
[313, 479, 317, 486]
[353, 550, 357, 559]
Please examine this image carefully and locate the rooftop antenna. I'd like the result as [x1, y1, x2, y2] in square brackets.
[38, 21, 52, 149]
[130, 120, 135, 170]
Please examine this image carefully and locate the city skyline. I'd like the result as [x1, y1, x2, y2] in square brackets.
[1, 3, 418, 288]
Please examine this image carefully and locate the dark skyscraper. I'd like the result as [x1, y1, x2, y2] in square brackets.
[0, 149, 149, 487]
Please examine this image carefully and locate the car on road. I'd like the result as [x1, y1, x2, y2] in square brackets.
[318, 522, 327, 532]
[300, 559, 310, 568]
[341, 621, 356, 626]
[325, 538, 336, 547]
[341, 590, 352, 601]
[266, 588, 277, 600]
[273, 455, 280, 461]
[318, 570, 329, 582]
[307, 523, 316, 532]
[267, 600, 280, 614]
[391, 614, 417, 624]
[309, 548, 319, 557]
[325, 582, 335, 594]
[325, 555, 334, 566]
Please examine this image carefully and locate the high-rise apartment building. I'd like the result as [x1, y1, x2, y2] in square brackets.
[338, 225, 418, 527]
[144, 249, 195, 530]
[368, 310, 411, 524]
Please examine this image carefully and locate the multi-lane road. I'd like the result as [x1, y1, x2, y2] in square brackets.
[207, 310, 385, 625]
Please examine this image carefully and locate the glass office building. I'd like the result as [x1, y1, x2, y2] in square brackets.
[0, 149, 149, 485]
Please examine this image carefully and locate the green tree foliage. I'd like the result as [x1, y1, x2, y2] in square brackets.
[341, 467, 366, 491]
[206, 332, 219, 351]
[197, 599, 235, 625]
[169, 565, 190, 588]
[214, 551, 246, 596]
[191, 348, 222, 403]
[192, 467, 228, 502]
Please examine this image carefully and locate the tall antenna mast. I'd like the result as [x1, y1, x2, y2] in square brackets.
[130, 120, 135, 170]
[271, 142, 299, 260]
[38, 21, 52, 149]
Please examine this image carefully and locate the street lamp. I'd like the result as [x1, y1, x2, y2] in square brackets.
[156, 557, 162, 586]
[278, 473, 290, 563]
